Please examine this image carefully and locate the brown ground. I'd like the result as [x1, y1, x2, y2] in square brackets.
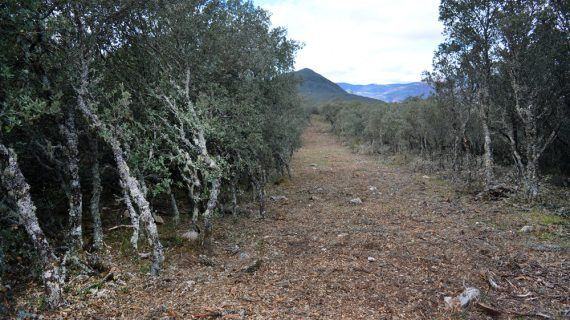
[31, 118, 568, 319]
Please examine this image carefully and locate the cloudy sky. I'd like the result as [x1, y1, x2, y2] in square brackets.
[254, 0, 444, 84]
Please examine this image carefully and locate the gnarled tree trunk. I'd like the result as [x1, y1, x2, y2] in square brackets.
[59, 110, 83, 255]
[192, 131, 221, 245]
[202, 177, 220, 247]
[0, 144, 64, 308]
[507, 73, 559, 200]
[503, 114, 526, 184]
[481, 115, 495, 190]
[121, 182, 140, 250]
[251, 171, 267, 218]
[89, 138, 103, 251]
[117, 144, 163, 271]
[188, 184, 200, 226]
[169, 185, 180, 225]
[161, 72, 221, 245]
[179, 151, 201, 226]
[75, 61, 163, 275]
[111, 139, 163, 275]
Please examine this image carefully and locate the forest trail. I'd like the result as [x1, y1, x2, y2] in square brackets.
[50, 118, 567, 319]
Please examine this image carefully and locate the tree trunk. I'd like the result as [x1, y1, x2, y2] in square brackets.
[285, 162, 292, 179]
[187, 184, 200, 226]
[111, 143, 163, 275]
[59, 110, 83, 255]
[0, 144, 65, 308]
[452, 134, 461, 172]
[89, 138, 103, 251]
[121, 182, 140, 250]
[192, 129, 220, 246]
[182, 164, 201, 223]
[258, 183, 266, 218]
[202, 177, 220, 247]
[161, 70, 220, 247]
[252, 175, 266, 218]
[169, 186, 180, 225]
[503, 115, 525, 179]
[524, 158, 539, 199]
[481, 117, 495, 189]
[509, 71, 558, 200]
[524, 118, 540, 199]
[75, 63, 163, 275]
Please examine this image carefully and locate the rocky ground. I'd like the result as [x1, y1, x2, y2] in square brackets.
[18, 118, 569, 319]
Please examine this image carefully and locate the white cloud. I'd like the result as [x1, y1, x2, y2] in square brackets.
[255, 0, 444, 84]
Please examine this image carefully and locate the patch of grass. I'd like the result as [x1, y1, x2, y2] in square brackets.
[525, 208, 569, 227]
[539, 214, 567, 226]
[520, 208, 570, 245]
[36, 296, 48, 311]
[162, 235, 184, 248]
[139, 264, 150, 274]
[537, 231, 558, 241]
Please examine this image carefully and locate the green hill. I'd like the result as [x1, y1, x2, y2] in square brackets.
[295, 68, 380, 104]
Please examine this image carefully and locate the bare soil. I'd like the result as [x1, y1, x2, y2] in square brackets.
[25, 118, 569, 319]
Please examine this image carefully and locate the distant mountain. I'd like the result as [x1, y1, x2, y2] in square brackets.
[338, 82, 433, 103]
[294, 68, 380, 104]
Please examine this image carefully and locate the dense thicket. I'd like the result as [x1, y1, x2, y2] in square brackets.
[0, 0, 304, 308]
[322, 0, 568, 199]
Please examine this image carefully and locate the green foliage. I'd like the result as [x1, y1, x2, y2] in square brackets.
[1, 0, 304, 196]
[322, 97, 446, 155]
[0, 0, 305, 294]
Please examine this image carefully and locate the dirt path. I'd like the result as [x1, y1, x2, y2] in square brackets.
[46, 119, 567, 319]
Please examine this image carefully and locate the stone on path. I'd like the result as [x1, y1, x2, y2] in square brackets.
[350, 198, 363, 205]
[444, 287, 480, 308]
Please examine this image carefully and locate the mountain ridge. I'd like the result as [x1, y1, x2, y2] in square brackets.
[294, 68, 432, 104]
[337, 82, 433, 103]
[294, 68, 380, 104]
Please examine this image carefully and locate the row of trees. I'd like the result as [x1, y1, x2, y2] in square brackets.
[431, 0, 568, 198]
[0, 0, 304, 309]
[322, 0, 568, 199]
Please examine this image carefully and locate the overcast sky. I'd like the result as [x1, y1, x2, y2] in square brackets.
[254, 0, 444, 84]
